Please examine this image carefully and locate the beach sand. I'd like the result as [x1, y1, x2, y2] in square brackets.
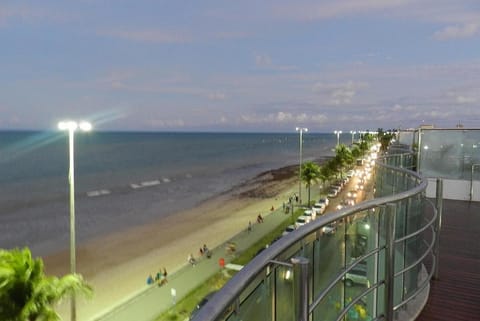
[43, 165, 301, 320]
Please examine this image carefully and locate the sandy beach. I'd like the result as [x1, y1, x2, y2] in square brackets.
[43, 165, 302, 320]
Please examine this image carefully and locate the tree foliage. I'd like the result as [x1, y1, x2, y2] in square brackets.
[301, 161, 321, 206]
[334, 144, 354, 177]
[0, 248, 93, 321]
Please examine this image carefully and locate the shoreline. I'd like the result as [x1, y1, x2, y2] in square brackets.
[43, 163, 303, 320]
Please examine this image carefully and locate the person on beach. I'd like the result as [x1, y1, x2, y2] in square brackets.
[226, 242, 236, 254]
[203, 244, 212, 258]
[248, 221, 252, 233]
[155, 269, 162, 282]
[257, 214, 264, 223]
[270, 205, 274, 211]
[157, 267, 168, 286]
[188, 253, 197, 266]
[147, 274, 155, 285]
[199, 247, 204, 256]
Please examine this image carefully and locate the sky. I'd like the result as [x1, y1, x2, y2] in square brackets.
[1, 0, 480, 132]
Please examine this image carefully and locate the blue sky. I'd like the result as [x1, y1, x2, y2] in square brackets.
[1, 0, 479, 132]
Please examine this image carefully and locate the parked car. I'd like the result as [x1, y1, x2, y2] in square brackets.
[282, 225, 296, 236]
[303, 209, 316, 221]
[318, 197, 329, 207]
[332, 183, 343, 191]
[321, 222, 337, 235]
[295, 216, 309, 228]
[344, 265, 370, 287]
[346, 170, 355, 178]
[311, 203, 325, 215]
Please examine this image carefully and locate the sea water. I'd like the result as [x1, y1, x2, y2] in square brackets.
[0, 131, 345, 256]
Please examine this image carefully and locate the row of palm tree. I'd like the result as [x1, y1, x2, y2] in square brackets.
[0, 247, 92, 321]
[300, 136, 374, 206]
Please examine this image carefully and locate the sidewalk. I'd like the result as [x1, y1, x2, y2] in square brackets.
[91, 205, 294, 321]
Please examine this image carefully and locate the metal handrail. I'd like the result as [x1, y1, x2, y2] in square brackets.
[309, 247, 384, 313]
[193, 153, 431, 321]
[394, 236, 435, 278]
[393, 253, 436, 312]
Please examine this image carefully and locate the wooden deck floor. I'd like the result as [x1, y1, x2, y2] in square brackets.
[416, 199, 480, 321]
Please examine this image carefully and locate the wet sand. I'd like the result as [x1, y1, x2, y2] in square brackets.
[43, 165, 301, 320]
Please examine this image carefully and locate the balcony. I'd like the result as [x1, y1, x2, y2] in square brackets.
[192, 151, 442, 321]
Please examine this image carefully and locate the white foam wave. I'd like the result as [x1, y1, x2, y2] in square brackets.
[86, 189, 111, 197]
[130, 180, 162, 189]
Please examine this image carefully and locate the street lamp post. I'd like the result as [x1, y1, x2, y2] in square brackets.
[350, 130, 356, 144]
[296, 127, 308, 205]
[58, 120, 92, 321]
[334, 130, 342, 147]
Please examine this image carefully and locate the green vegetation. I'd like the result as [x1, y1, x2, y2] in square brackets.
[157, 271, 234, 321]
[300, 161, 321, 206]
[0, 247, 92, 321]
[377, 128, 396, 152]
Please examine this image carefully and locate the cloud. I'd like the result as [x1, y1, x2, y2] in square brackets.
[254, 53, 297, 71]
[434, 23, 479, 40]
[312, 81, 368, 105]
[0, 4, 66, 26]
[311, 114, 328, 123]
[207, 92, 227, 101]
[255, 54, 272, 67]
[240, 111, 327, 126]
[98, 29, 192, 44]
[446, 89, 478, 104]
[455, 95, 477, 104]
[391, 104, 418, 112]
[275, 0, 413, 21]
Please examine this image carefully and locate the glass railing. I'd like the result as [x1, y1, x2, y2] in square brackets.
[192, 152, 440, 321]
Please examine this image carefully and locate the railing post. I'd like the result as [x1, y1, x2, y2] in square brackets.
[385, 203, 397, 321]
[434, 178, 443, 280]
[291, 257, 310, 321]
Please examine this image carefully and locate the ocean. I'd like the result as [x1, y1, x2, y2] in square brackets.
[0, 131, 344, 257]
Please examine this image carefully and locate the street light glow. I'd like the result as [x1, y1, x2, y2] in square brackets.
[334, 130, 342, 146]
[58, 120, 92, 132]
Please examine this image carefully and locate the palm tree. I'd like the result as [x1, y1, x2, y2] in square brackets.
[351, 144, 362, 160]
[0, 247, 93, 321]
[335, 144, 354, 177]
[301, 161, 321, 206]
[379, 132, 395, 152]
